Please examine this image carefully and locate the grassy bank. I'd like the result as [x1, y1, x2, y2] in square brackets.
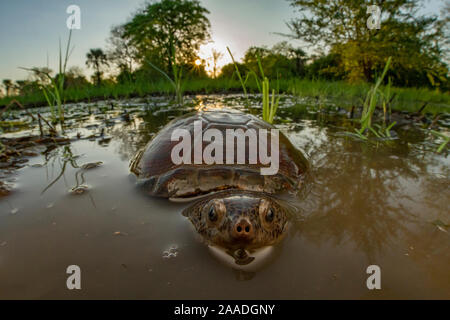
[1, 78, 449, 113]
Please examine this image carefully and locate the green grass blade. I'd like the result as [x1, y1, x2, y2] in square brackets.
[227, 47, 247, 98]
[256, 53, 265, 79]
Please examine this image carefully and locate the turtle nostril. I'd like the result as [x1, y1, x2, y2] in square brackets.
[234, 220, 252, 238]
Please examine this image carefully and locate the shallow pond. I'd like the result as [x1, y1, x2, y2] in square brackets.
[0, 94, 449, 299]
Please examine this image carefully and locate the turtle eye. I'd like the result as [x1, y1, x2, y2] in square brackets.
[208, 207, 218, 222]
[265, 208, 274, 223]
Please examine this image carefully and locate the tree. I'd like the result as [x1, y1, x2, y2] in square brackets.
[64, 66, 89, 89]
[438, 1, 449, 65]
[123, 0, 211, 79]
[243, 46, 272, 76]
[272, 41, 308, 76]
[306, 53, 343, 80]
[219, 62, 249, 79]
[242, 43, 305, 79]
[86, 48, 109, 86]
[211, 49, 223, 78]
[287, 0, 448, 86]
[107, 25, 138, 76]
[15, 80, 40, 96]
[2, 79, 13, 97]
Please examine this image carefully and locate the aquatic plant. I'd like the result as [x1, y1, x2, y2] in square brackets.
[359, 57, 392, 134]
[381, 77, 394, 123]
[21, 29, 74, 124]
[226, 47, 280, 124]
[261, 76, 280, 124]
[146, 44, 183, 104]
[0, 99, 56, 136]
[226, 47, 248, 99]
[347, 57, 397, 140]
[1, 77, 448, 115]
[430, 130, 449, 153]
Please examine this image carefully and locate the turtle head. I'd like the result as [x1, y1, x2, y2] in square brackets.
[182, 191, 288, 265]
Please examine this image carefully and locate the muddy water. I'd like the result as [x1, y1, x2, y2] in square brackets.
[0, 95, 449, 299]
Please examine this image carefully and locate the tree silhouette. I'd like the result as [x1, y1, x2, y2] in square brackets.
[86, 48, 109, 86]
[2, 79, 13, 97]
[211, 49, 223, 79]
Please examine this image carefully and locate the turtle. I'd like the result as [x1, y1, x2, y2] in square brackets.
[130, 108, 308, 267]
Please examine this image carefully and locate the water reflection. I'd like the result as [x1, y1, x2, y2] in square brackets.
[290, 124, 449, 263]
[40, 145, 103, 206]
[0, 95, 448, 297]
[40, 145, 80, 194]
[93, 96, 449, 266]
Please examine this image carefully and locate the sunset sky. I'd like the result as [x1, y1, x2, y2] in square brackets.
[0, 0, 444, 81]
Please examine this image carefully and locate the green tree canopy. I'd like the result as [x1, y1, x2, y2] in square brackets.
[123, 0, 211, 78]
[242, 42, 307, 78]
[287, 0, 448, 87]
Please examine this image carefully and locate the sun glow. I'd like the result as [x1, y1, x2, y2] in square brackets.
[195, 59, 202, 66]
[198, 40, 233, 77]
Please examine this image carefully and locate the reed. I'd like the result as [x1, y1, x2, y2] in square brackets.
[226, 47, 247, 99]
[1, 77, 448, 114]
[21, 29, 73, 124]
[430, 130, 449, 153]
[359, 57, 392, 135]
[346, 57, 398, 140]
[146, 44, 183, 104]
[226, 47, 280, 123]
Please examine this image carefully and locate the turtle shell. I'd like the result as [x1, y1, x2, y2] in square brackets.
[130, 109, 308, 199]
